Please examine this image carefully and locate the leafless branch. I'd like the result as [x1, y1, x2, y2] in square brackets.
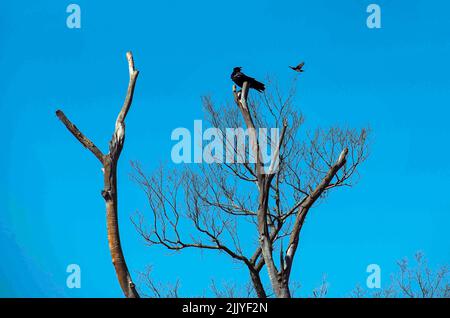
[56, 52, 140, 298]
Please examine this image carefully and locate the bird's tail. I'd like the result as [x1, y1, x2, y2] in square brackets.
[253, 80, 265, 92]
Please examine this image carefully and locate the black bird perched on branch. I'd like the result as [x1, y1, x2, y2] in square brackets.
[289, 61, 305, 73]
[231, 67, 265, 92]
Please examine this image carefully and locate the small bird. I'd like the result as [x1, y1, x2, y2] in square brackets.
[231, 67, 265, 92]
[289, 61, 305, 73]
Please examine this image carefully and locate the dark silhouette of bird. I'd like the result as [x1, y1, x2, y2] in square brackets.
[231, 67, 265, 92]
[289, 62, 305, 73]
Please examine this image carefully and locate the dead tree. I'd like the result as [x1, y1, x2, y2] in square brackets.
[131, 76, 369, 298]
[136, 265, 181, 298]
[351, 252, 449, 298]
[393, 252, 449, 298]
[56, 52, 140, 298]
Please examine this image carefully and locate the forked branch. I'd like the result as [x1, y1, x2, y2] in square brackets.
[56, 51, 140, 298]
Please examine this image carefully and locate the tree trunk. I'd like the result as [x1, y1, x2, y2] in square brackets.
[249, 267, 267, 298]
[56, 52, 140, 298]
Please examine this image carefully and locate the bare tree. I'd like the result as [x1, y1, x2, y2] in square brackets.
[394, 252, 449, 298]
[352, 252, 449, 298]
[56, 52, 140, 298]
[137, 265, 180, 298]
[210, 280, 255, 298]
[311, 275, 329, 298]
[131, 75, 369, 298]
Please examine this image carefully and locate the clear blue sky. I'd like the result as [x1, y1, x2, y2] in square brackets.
[1, 0, 449, 297]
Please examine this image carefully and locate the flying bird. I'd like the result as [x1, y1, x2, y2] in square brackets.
[231, 67, 265, 92]
[289, 61, 305, 73]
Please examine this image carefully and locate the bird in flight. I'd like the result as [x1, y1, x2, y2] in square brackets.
[289, 61, 305, 73]
[231, 67, 265, 92]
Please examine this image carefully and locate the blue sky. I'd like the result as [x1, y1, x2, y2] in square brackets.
[1, 0, 449, 297]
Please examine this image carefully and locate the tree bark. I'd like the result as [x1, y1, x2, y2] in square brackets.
[56, 52, 140, 298]
[248, 265, 267, 298]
